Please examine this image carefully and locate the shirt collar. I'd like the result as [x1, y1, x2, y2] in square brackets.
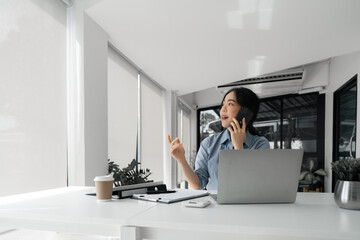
[220, 129, 231, 144]
[220, 129, 255, 148]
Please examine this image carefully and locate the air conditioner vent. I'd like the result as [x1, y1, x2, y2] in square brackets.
[218, 71, 303, 88]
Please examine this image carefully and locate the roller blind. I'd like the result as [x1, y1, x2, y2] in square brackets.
[107, 47, 138, 169]
[140, 75, 164, 182]
[0, 0, 67, 196]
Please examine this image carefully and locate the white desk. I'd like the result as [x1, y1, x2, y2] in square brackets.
[130, 193, 360, 240]
[0, 187, 157, 238]
[0, 187, 359, 240]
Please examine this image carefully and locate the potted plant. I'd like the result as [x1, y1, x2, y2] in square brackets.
[299, 159, 327, 192]
[331, 158, 360, 210]
[108, 159, 152, 187]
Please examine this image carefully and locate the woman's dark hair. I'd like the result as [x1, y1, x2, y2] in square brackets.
[221, 87, 261, 136]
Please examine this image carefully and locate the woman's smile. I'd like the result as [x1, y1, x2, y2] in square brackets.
[221, 115, 228, 120]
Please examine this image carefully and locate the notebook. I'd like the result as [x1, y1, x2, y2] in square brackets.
[215, 149, 304, 204]
[132, 189, 209, 203]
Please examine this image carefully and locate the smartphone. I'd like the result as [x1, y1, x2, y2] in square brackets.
[182, 200, 211, 208]
[236, 107, 253, 129]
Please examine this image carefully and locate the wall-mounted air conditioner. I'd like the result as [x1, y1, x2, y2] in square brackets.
[217, 68, 305, 98]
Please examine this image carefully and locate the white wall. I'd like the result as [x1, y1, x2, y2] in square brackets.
[302, 60, 329, 90]
[323, 51, 360, 192]
[67, 0, 109, 186]
[180, 87, 223, 109]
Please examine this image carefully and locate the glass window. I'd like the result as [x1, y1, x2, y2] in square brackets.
[333, 75, 357, 190]
[281, 95, 318, 152]
[177, 107, 192, 187]
[335, 83, 357, 160]
[177, 108, 183, 185]
[198, 108, 221, 147]
[255, 99, 281, 149]
[256, 93, 325, 192]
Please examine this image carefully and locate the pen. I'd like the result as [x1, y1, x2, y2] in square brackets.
[138, 195, 159, 202]
[146, 198, 159, 202]
[146, 190, 176, 194]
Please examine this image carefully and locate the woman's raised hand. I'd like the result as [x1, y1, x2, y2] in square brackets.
[168, 135, 186, 163]
[167, 135, 200, 190]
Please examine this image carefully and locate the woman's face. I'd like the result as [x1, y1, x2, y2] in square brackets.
[220, 91, 241, 128]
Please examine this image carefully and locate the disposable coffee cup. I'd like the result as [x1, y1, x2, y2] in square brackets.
[94, 175, 114, 201]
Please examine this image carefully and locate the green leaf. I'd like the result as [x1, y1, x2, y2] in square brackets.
[299, 171, 309, 180]
[108, 158, 152, 186]
[314, 169, 327, 176]
[309, 159, 314, 172]
[331, 159, 360, 181]
[305, 173, 314, 182]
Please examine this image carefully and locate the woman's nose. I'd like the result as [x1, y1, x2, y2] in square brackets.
[220, 106, 226, 113]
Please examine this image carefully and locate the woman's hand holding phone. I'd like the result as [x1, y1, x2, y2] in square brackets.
[228, 117, 246, 149]
[168, 135, 186, 164]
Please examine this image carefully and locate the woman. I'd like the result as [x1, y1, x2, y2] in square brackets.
[168, 87, 270, 190]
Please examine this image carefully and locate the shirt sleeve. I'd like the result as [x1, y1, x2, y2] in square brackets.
[194, 140, 210, 190]
[255, 136, 270, 149]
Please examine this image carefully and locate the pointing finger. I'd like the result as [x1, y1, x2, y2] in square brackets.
[171, 137, 180, 146]
[167, 135, 172, 144]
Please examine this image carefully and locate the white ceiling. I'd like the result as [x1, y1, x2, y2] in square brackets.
[86, 0, 360, 95]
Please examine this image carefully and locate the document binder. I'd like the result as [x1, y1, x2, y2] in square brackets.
[87, 181, 166, 199]
[112, 181, 166, 199]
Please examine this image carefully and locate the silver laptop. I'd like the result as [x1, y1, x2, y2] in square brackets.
[216, 149, 304, 204]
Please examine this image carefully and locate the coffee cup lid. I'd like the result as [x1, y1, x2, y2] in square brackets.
[94, 174, 114, 182]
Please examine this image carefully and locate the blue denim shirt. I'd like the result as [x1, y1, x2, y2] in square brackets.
[194, 129, 270, 190]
